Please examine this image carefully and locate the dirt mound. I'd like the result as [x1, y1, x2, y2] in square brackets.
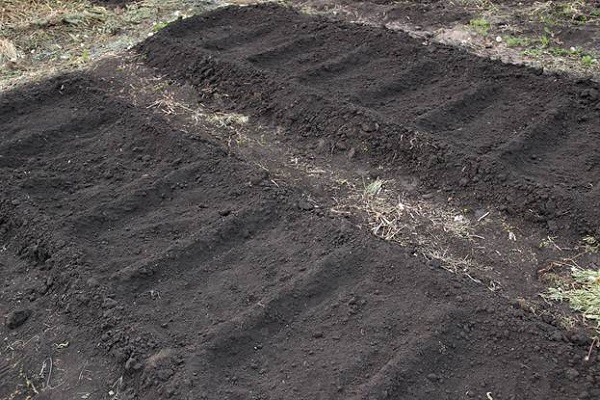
[1, 69, 598, 400]
[1, 5, 600, 400]
[138, 4, 600, 238]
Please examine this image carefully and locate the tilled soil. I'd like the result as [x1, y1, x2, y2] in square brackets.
[139, 4, 600, 238]
[1, 4, 600, 400]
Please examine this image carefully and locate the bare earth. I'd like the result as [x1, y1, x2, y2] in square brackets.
[1, 2, 600, 400]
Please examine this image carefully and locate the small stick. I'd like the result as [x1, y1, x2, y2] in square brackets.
[78, 360, 89, 383]
[584, 337, 598, 362]
[477, 211, 490, 222]
[46, 357, 53, 389]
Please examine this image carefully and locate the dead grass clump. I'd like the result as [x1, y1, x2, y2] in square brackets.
[0, 0, 211, 90]
[542, 257, 600, 331]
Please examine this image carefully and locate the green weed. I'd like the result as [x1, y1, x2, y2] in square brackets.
[539, 34, 551, 48]
[582, 55, 597, 67]
[504, 36, 529, 47]
[81, 48, 90, 63]
[522, 48, 544, 56]
[469, 18, 491, 36]
[549, 47, 571, 56]
[152, 21, 170, 32]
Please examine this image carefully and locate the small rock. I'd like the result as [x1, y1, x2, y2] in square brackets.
[86, 277, 100, 288]
[103, 298, 118, 309]
[361, 122, 379, 132]
[6, 309, 32, 329]
[250, 171, 268, 186]
[582, 88, 599, 101]
[312, 331, 324, 339]
[426, 373, 438, 381]
[125, 357, 142, 372]
[569, 332, 589, 346]
[297, 199, 314, 211]
[565, 367, 580, 380]
[218, 209, 231, 217]
[549, 331, 563, 342]
[316, 139, 328, 152]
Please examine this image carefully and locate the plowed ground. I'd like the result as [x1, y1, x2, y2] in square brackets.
[140, 4, 600, 236]
[1, 4, 599, 400]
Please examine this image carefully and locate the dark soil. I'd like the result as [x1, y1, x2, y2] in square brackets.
[354, 0, 472, 28]
[1, 4, 600, 400]
[138, 4, 600, 238]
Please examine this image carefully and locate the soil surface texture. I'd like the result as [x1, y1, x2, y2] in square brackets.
[139, 4, 600, 238]
[1, 4, 600, 400]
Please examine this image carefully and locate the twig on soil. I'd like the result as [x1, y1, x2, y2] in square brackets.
[477, 211, 490, 222]
[46, 357, 53, 389]
[464, 272, 482, 284]
[584, 337, 598, 362]
[78, 360, 89, 383]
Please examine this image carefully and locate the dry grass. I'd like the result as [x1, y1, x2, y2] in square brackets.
[329, 177, 494, 278]
[544, 262, 600, 330]
[0, 0, 218, 90]
[539, 255, 600, 332]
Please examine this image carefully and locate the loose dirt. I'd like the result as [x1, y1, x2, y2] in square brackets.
[139, 4, 600, 237]
[1, 3, 600, 400]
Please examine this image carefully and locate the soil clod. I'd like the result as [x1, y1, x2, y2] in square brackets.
[5, 309, 32, 329]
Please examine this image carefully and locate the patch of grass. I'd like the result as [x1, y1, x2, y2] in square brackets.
[152, 20, 171, 33]
[364, 178, 384, 196]
[539, 34, 552, 48]
[549, 47, 571, 56]
[545, 267, 600, 328]
[0, 0, 211, 90]
[582, 54, 597, 67]
[469, 17, 491, 36]
[522, 48, 544, 56]
[80, 48, 91, 63]
[504, 36, 530, 47]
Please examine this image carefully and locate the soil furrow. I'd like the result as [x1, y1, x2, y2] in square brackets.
[2, 5, 600, 400]
[138, 4, 600, 236]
